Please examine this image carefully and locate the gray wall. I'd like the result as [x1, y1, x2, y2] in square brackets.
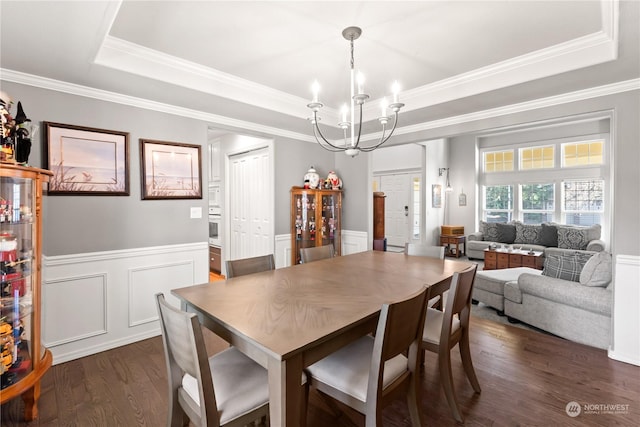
[443, 91, 640, 257]
[4, 80, 637, 258]
[2, 81, 209, 256]
[273, 138, 336, 234]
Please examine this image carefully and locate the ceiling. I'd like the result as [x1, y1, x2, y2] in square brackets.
[1, 1, 638, 143]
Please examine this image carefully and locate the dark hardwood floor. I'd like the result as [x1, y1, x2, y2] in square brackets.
[2, 316, 638, 426]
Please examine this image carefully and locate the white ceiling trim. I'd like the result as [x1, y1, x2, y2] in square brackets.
[94, 35, 326, 122]
[2, 69, 637, 145]
[92, 1, 617, 128]
[360, 78, 639, 142]
[0, 68, 316, 143]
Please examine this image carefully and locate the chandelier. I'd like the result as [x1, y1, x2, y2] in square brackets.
[307, 26, 404, 157]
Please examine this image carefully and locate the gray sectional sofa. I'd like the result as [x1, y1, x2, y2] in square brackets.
[467, 221, 605, 260]
[473, 248, 613, 350]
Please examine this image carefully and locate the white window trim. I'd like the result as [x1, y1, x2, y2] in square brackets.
[479, 133, 609, 229]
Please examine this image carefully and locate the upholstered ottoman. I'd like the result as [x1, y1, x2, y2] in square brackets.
[472, 267, 542, 313]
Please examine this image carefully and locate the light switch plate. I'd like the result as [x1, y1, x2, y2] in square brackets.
[190, 207, 202, 219]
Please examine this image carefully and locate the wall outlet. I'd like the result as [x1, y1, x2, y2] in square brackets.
[190, 207, 202, 219]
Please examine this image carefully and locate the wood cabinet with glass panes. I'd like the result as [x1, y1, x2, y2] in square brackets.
[0, 164, 52, 420]
[290, 187, 342, 265]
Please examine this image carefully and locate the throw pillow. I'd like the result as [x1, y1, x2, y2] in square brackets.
[514, 222, 542, 245]
[480, 220, 500, 242]
[557, 224, 602, 250]
[542, 253, 592, 282]
[580, 252, 612, 287]
[538, 223, 558, 247]
[496, 223, 516, 244]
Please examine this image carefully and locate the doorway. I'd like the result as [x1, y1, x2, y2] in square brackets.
[374, 172, 421, 248]
[227, 146, 273, 261]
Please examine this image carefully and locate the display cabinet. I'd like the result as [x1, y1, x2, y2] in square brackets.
[0, 164, 52, 420]
[291, 187, 342, 265]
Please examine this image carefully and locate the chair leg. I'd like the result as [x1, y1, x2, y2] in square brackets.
[459, 332, 481, 393]
[300, 382, 309, 426]
[438, 348, 464, 423]
[406, 374, 423, 427]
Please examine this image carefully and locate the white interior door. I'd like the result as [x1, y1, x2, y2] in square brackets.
[379, 173, 412, 247]
[229, 147, 272, 260]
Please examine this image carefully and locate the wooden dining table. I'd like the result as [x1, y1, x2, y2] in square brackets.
[172, 250, 473, 426]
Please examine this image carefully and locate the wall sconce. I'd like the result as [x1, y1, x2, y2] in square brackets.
[439, 167, 453, 192]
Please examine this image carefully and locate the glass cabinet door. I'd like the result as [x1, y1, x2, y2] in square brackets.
[321, 194, 340, 252]
[1, 175, 36, 389]
[291, 188, 342, 265]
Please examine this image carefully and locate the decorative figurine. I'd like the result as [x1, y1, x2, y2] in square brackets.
[13, 102, 32, 165]
[327, 170, 342, 190]
[295, 215, 303, 240]
[304, 166, 320, 189]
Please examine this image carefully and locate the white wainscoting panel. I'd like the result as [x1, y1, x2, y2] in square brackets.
[609, 255, 640, 366]
[275, 230, 369, 268]
[275, 234, 291, 268]
[128, 260, 195, 327]
[341, 230, 369, 255]
[42, 273, 107, 346]
[42, 242, 209, 364]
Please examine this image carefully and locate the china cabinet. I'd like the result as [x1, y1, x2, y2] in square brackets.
[290, 187, 342, 265]
[0, 164, 52, 420]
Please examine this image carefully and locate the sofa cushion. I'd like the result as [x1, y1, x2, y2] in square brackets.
[557, 224, 601, 250]
[480, 221, 500, 242]
[542, 252, 593, 282]
[538, 223, 558, 247]
[514, 222, 542, 245]
[516, 273, 612, 316]
[580, 252, 612, 287]
[496, 223, 516, 244]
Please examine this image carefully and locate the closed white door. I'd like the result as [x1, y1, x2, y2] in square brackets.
[379, 173, 412, 247]
[229, 147, 272, 260]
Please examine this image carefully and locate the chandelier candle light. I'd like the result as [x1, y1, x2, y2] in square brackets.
[307, 26, 404, 157]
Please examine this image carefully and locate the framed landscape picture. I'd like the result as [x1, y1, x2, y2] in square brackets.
[44, 122, 129, 195]
[140, 139, 202, 200]
[432, 184, 442, 208]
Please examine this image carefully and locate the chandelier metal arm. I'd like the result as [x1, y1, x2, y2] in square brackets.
[352, 102, 364, 149]
[312, 115, 347, 152]
[358, 110, 400, 152]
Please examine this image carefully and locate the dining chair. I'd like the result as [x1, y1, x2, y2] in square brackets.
[405, 243, 446, 309]
[421, 264, 481, 423]
[299, 244, 335, 263]
[225, 254, 275, 278]
[305, 286, 429, 427]
[155, 293, 270, 427]
[404, 242, 445, 259]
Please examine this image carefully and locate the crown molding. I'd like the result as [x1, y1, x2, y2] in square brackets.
[93, 35, 339, 123]
[91, 1, 618, 128]
[1, 69, 637, 145]
[0, 68, 317, 143]
[359, 78, 640, 142]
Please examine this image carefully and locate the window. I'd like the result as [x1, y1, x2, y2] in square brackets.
[563, 179, 603, 226]
[480, 134, 607, 229]
[520, 183, 554, 224]
[520, 145, 554, 170]
[412, 177, 420, 239]
[484, 150, 514, 173]
[484, 185, 513, 222]
[562, 141, 604, 167]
